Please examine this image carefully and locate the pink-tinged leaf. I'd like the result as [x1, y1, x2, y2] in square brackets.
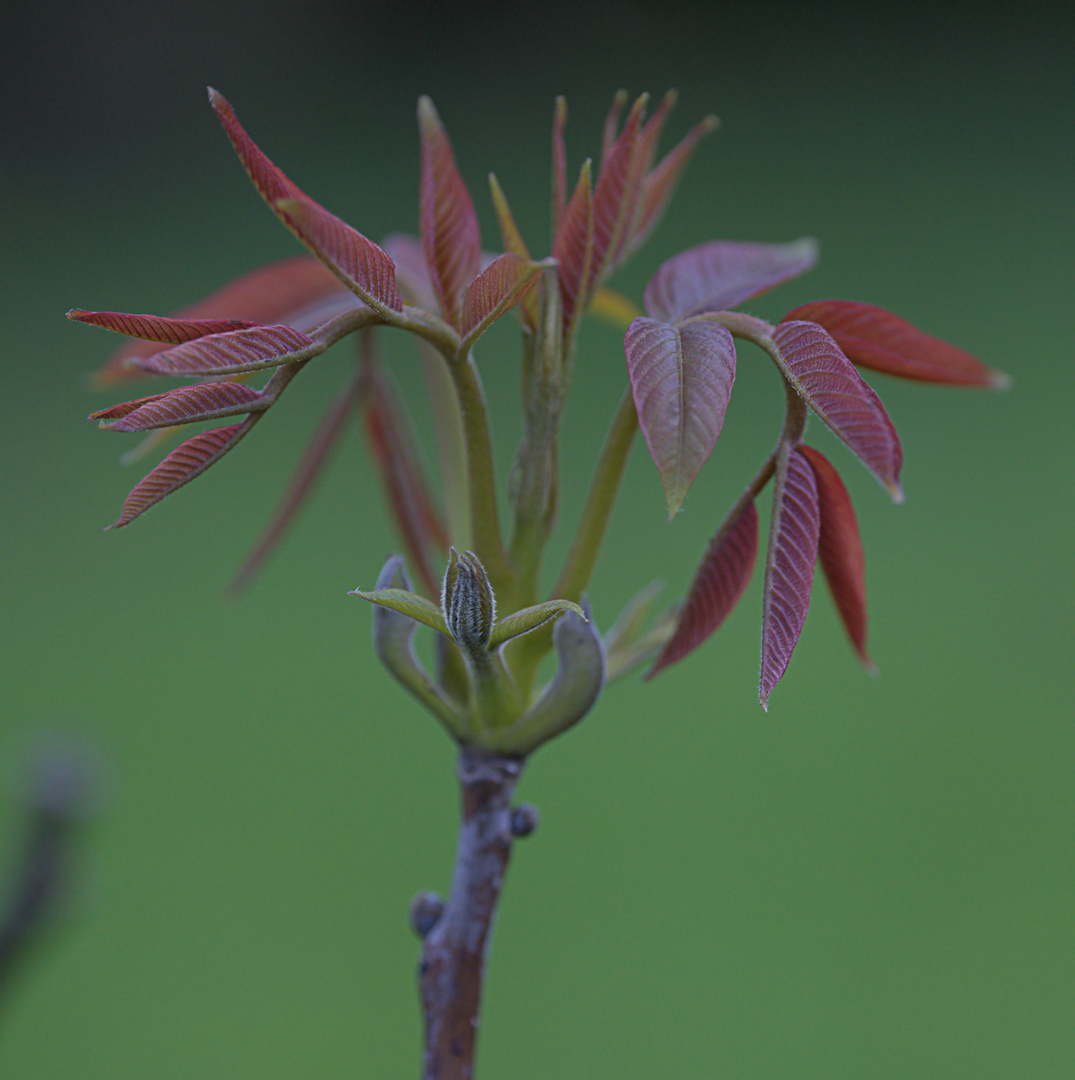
[274, 197, 402, 316]
[551, 159, 593, 329]
[68, 309, 258, 343]
[625, 317, 737, 517]
[418, 97, 481, 330]
[362, 357, 450, 598]
[226, 373, 363, 596]
[551, 96, 568, 237]
[460, 253, 541, 344]
[760, 447, 821, 709]
[381, 233, 438, 312]
[647, 501, 758, 679]
[601, 89, 628, 162]
[769, 321, 903, 501]
[89, 257, 349, 387]
[799, 445, 874, 671]
[489, 176, 538, 330]
[96, 383, 265, 433]
[109, 419, 258, 528]
[781, 300, 1008, 388]
[590, 94, 648, 283]
[631, 114, 719, 257]
[208, 89, 401, 316]
[137, 324, 322, 377]
[644, 238, 819, 323]
[635, 89, 677, 170]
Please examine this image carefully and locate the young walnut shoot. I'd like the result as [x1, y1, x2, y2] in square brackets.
[73, 87, 1006, 1079]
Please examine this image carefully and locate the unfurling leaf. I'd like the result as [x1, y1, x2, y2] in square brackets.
[769, 321, 903, 501]
[781, 300, 1009, 388]
[441, 549, 495, 653]
[647, 501, 758, 678]
[488, 177, 539, 330]
[625, 317, 737, 517]
[460, 253, 542, 346]
[350, 586, 450, 637]
[799, 445, 875, 671]
[69, 310, 258, 343]
[643, 238, 819, 323]
[488, 599, 586, 649]
[760, 447, 820, 709]
[552, 159, 593, 330]
[209, 89, 401, 315]
[418, 97, 481, 330]
[109, 419, 259, 528]
[93, 382, 264, 432]
[137, 324, 323, 377]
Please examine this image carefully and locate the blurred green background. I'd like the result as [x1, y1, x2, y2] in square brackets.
[2, 1, 1072, 1076]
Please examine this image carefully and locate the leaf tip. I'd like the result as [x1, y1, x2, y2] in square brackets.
[989, 369, 1013, 391]
[888, 480, 905, 505]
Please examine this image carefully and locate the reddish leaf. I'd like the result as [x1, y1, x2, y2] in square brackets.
[418, 97, 482, 330]
[760, 447, 821, 709]
[769, 321, 903, 501]
[209, 89, 401, 315]
[96, 383, 264, 432]
[68, 310, 258, 343]
[381, 233, 438, 312]
[781, 300, 1008, 388]
[551, 159, 593, 329]
[644, 238, 819, 323]
[489, 177, 539, 330]
[89, 257, 350, 387]
[647, 501, 758, 678]
[551, 96, 568, 237]
[799, 445, 874, 670]
[137, 325, 322, 377]
[460, 253, 541, 342]
[625, 317, 737, 517]
[634, 89, 677, 172]
[109, 420, 258, 528]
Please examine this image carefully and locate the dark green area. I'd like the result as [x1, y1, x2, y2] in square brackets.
[2, 2, 1072, 1076]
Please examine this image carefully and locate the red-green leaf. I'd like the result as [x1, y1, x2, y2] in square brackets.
[460, 253, 541, 344]
[647, 501, 758, 678]
[68, 310, 258, 343]
[644, 238, 819, 323]
[551, 96, 568, 237]
[418, 97, 481, 330]
[625, 316, 737, 517]
[551, 159, 593, 330]
[208, 89, 401, 315]
[799, 445, 874, 671]
[109, 420, 258, 528]
[769, 321, 903, 501]
[781, 300, 1008, 388]
[137, 325, 322, 377]
[381, 233, 438, 312]
[95, 383, 265, 432]
[760, 447, 820, 709]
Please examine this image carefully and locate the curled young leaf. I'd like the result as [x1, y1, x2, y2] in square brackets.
[781, 300, 1009, 388]
[644, 238, 819, 323]
[552, 159, 593, 331]
[625, 316, 737, 517]
[799, 445, 875, 671]
[418, 97, 482, 330]
[136, 324, 324, 377]
[647, 501, 758, 678]
[760, 447, 821, 709]
[109, 419, 259, 528]
[769, 321, 903, 501]
[94, 382, 265, 432]
[460, 253, 542, 348]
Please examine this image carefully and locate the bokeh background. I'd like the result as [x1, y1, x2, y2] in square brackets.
[2, 1, 1072, 1076]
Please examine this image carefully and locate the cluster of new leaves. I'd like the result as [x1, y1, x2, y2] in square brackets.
[73, 87, 1006, 719]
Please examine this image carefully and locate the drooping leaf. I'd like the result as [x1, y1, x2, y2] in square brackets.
[348, 586, 450, 637]
[460, 253, 542, 347]
[208, 89, 401, 315]
[488, 599, 586, 649]
[94, 382, 264, 432]
[551, 96, 568, 238]
[227, 371, 363, 597]
[88, 256, 350, 387]
[69, 310, 258, 343]
[760, 447, 821, 709]
[644, 238, 819, 323]
[647, 501, 758, 678]
[799, 445, 875, 671]
[109, 419, 259, 528]
[136, 324, 323, 377]
[551, 159, 593, 330]
[769, 321, 903, 501]
[418, 97, 482, 330]
[781, 300, 1009, 388]
[625, 316, 737, 517]
[631, 114, 720, 257]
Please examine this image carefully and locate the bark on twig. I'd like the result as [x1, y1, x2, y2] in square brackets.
[419, 746, 523, 1080]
